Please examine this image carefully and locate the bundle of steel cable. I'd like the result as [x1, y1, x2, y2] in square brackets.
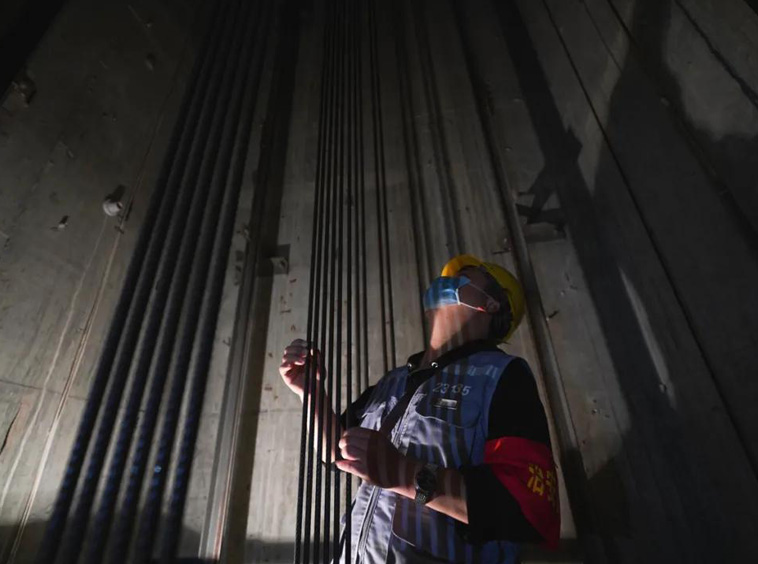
[294, 0, 396, 561]
[35, 0, 274, 561]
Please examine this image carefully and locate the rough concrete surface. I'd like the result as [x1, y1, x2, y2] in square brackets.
[0, 0, 203, 560]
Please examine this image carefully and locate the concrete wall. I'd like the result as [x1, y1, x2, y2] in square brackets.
[0, 0, 204, 560]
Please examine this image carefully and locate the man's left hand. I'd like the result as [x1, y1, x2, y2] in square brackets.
[335, 428, 417, 491]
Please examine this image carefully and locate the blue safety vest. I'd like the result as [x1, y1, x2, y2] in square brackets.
[340, 347, 521, 564]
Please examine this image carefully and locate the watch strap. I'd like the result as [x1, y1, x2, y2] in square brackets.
[414, 463, 438, 505]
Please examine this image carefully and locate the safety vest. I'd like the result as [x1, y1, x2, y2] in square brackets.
[340, 347, 521, 564]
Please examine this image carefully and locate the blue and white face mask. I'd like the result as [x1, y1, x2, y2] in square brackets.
[423, 275, 488, 312]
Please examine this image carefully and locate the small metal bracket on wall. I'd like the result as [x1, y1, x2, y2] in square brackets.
[268, 243, 290, 275]
[498, 206, 567, 255]
[517, 205, 567, 245]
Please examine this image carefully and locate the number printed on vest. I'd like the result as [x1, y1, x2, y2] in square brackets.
[432, 382, 471, 396]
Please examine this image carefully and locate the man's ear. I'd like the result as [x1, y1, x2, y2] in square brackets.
[485, 297, 501, 314]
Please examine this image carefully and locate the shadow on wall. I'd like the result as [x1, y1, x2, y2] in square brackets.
[606, 0, 758, 247]
[493, 0, 744, 561]
[245, 538, 294, 563]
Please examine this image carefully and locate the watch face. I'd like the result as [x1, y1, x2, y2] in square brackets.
[415, 465, 438, 499]
[418, 470, 436, 491]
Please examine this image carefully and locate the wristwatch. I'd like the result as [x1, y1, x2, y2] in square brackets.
[414, 463, 438, 505]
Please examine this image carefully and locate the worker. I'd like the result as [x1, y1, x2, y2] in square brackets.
[280, 254, 560, 563]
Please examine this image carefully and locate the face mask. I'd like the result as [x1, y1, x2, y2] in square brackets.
[423, 276, 490, 312]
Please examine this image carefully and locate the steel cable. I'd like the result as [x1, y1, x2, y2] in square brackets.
[322, 0, 349, 557]
[313, 0, 339, 557]
[159, 0, 275, 558]
[346, 0, 366, 557]
[296, 0, 371, 561]
[129, 1, 262, 559]
[367, 0, 396, 375]
[340, 0, 355, 558]
[359, 1, 370, 397]
[299, 0, 338, 562]
[81, 2, 263, 562]
[391, 0, 434, 324]
[312, 0, 337, 550]
[35, 0, 287, 560]
[36, 1, 234, 561]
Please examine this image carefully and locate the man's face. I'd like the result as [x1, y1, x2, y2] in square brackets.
[455, 266, 497, 312]
[423, 265, 501, 342]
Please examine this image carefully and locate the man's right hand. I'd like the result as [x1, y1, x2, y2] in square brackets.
[279, 338, 322, 400]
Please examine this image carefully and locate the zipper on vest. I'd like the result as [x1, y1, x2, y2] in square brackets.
[355, 372, 421, 560]
[356, 401, 412, 560]
[356, 485, 380, 560]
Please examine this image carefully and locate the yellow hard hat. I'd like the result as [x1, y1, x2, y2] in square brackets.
[441, 254, 525, 341]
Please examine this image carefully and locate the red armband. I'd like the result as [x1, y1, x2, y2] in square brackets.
[484, 436, 560, 549]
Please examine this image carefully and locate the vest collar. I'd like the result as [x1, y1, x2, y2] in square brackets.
[405, 339, 501, 371]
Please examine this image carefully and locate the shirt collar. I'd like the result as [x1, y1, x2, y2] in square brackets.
[405, 339, 501, 371]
